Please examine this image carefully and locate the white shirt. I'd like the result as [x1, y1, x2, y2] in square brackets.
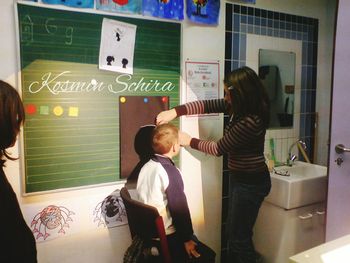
[136, 157, 176, 235]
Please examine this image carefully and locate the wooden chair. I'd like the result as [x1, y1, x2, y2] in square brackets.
[120, 187, 172, 263]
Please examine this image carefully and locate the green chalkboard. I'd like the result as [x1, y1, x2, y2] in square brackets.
[17, 3, 180, 193]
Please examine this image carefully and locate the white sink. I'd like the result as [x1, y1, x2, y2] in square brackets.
[265, 161, 328, 209]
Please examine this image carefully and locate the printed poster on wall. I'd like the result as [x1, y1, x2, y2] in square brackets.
[185, 60, 220, 116]
[99, 18, 137, 74]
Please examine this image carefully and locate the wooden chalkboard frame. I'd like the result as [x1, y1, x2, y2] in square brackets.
[16, 2, 181, 194]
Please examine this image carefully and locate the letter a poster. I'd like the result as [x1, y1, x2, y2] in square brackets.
[99, 18, 137, 74]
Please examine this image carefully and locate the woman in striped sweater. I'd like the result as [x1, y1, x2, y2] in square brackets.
[156, 66, 271, 263]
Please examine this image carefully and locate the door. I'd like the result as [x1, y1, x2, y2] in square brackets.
[326, 0, 350, 241]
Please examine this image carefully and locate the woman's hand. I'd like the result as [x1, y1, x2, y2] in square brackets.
[179, 131, 192, 146]
[184, 240, 200, 259]
[156, 109, 177, 125]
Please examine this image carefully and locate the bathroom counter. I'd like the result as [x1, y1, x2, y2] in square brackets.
[289, 234, 350, 263]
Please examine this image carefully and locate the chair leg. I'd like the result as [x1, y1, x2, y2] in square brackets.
[155, 217, 172, 263]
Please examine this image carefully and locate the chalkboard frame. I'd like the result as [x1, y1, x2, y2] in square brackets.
[15, 1, 181, 194]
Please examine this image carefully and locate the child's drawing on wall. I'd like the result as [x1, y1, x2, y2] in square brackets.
[93, 189, 128, 228]
[30, 205, 75, 241]
[96, 0, 142, 14]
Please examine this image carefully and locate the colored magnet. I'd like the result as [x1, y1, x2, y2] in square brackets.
[68, 107, 79, 117]
[26, 104, 37, 115]
[39, 105, 49, 115]
[53, 106, 64, 116]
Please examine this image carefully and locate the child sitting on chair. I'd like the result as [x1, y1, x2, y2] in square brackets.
[136, 123, 216, 263]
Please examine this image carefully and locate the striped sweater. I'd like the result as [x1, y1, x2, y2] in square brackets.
[175, 99, 268, 174]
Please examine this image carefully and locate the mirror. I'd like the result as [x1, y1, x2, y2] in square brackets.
[258, 49, 296, 129]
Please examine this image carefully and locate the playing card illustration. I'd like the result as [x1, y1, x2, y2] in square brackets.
[99, 18, 137, 74]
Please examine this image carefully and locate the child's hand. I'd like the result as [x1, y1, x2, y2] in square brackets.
[179, 131, 192, 146]
[184, 240, 201, 259]
[156, 109, 177, 125]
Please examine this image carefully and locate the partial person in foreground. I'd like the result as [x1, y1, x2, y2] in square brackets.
[0, 80, 37, 262]
[156, 66, 271, 263]
[136, 123, 216, 262]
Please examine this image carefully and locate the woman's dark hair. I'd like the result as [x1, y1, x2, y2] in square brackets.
[0, 80, 25, 166]
[224, 66, 270, 128]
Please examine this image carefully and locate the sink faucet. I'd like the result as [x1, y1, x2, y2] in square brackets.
[287, 140, 307, 166]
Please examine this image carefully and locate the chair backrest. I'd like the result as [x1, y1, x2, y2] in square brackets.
[120, 187, 171, 263]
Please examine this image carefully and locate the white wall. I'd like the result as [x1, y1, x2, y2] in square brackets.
[1, 0, 225, 262]
[0, 0, 335, 262]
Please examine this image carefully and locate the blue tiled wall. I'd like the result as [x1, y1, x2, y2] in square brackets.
[222, 3, 318, 261]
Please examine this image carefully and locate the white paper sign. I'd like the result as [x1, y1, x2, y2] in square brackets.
[99, 18, 137, 74]
[185, 61, 220, 103]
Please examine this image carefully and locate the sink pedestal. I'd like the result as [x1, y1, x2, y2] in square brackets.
[253, 201, 326, 263]
[253, 161, 328, 262]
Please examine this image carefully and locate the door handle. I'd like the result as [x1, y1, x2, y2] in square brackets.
[335, 144, 350, 154]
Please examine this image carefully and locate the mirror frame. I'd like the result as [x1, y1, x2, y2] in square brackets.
[259, 49, 296, 129]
